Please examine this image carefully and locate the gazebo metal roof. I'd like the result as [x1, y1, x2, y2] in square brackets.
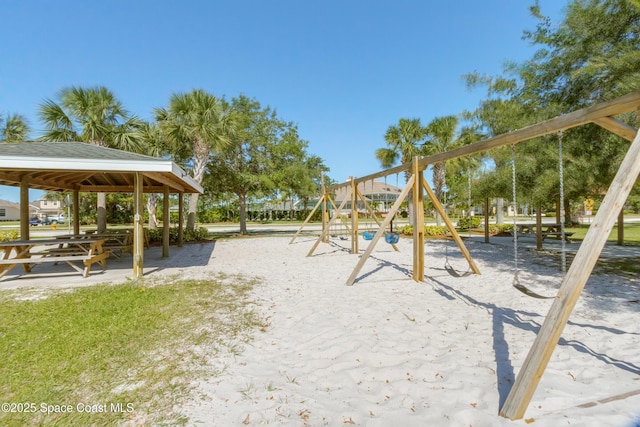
[0, 142, 202, 194]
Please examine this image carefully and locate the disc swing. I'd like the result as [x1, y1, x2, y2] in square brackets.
[444, 156, 474, 278]
[510, 143, 559, 299]
[384, 173, 400, 244]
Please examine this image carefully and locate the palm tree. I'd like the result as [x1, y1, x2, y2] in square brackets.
[155, 89, 233, 230]
[375, 118, 427, 225]
[38, 86, 141, 232]
[1, 112, 30, 142]
[424, 115, 459, 208]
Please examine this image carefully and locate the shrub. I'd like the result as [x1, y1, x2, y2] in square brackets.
[457, 216, 482, 229]
[0, 230, 19, 242]
[146, 226, 209, 244]
[400, 225, 448, 236]
[425, 225, 448, 236]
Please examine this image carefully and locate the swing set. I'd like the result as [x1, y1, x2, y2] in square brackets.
[290, 91, 640, 420]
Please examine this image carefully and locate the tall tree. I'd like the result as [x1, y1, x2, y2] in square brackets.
[466, 0, 640, 220]
[1, 113, 30, 142]
[155, 89, 232, 230]
[424, 116, 459, 209]
[38, 86, 141, 232]
[205, 95, 325, 233]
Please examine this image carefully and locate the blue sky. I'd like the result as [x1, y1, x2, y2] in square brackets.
[0, 0, 567, 203]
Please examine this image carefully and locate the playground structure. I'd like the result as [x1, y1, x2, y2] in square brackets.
[290, 91, 640, 420]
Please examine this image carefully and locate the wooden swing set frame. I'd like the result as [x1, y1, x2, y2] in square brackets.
[291, 91, 640, 420]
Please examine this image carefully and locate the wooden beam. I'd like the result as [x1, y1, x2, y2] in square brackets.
[307, 195, 349, 257]
[412, 158, 425, 282]
[289, 196, 324, 244]
[351, 178, 359, 254]
[73, 190, 80, 235]
[178, 193, 184, 247]
[346, 175, 415, 286]
[146, 171, 186, 193]
[500, 128, 640, 420]
[133, 172, 144, 278]
[422, 177, 481, 275]
[592, 117, 638, 142]
[162, 185, 170, 258]
[20, 175, 29, 240]
[484, 197, 490, 244]
[418, 91, 640, 169]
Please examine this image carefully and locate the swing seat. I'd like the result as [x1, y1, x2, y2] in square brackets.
[385, 232, 399, 244]
[363, 231, 374, 240]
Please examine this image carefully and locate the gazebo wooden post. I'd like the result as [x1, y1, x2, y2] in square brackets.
[162, 185, 170, 258]
[20, 175, 29, 240]
[72, 190, 80, 236]
[133, 172, 144, 278]
[178, 192, 184, 247]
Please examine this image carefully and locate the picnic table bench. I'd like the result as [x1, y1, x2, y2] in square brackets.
[0, 238, 110, 280]
[58, 232, 133, 258]
[514, 223, 574, 242]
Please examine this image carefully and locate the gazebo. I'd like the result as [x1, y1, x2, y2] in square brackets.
[0, 142, 203, 278]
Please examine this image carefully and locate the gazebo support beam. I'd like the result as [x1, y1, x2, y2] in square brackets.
[163, 185, 170, 258]
[20, 175, 29, 240]
[133, 172, 144, 278]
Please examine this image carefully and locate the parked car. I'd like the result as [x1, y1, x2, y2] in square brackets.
[50, 214, 66, 224]
[29, 217, 52, 226]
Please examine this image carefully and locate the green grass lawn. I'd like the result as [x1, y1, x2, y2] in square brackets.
[565, 222, 640, 245]
[0, 275, 265, 426]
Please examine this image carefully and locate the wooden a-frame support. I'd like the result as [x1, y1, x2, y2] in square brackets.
[346, 157, 480, 286]
[499, 128, 640, 419]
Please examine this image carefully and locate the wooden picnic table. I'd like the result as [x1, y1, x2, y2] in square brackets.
[57, 232, 134, 258]
[0, 238, 109, 280]
[514, 223, 574, 242]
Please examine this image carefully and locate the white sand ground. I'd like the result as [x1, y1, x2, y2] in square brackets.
[2, 235, 640, 426]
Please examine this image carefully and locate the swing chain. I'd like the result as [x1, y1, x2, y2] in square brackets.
[511, 145, 519, 286]
[558, 130, 567, 274]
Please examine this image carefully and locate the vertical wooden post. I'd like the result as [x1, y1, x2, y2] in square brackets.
[133, 172, 144, 278]
[73, 190, 80, 236]
[484, 196, 490, 243]
[162, 185, 170, 258]
[322, 189, 329, 243]
[500, 129, 640, 420]
[351, 177, 359, 254]
[178, 193, 184, 247]
[412, 158, 424, 282]
[536, 205, 543, 251]
[617, 209, 624, 245]
[20, 175, 29, 240]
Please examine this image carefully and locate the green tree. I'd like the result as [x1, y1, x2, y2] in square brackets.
[205, 95, 326, 233]
[1, 112, 30, 142]
[465, 0, 640, 221]
[38, 86, 141, 232]
[155, 89, 232, 230]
